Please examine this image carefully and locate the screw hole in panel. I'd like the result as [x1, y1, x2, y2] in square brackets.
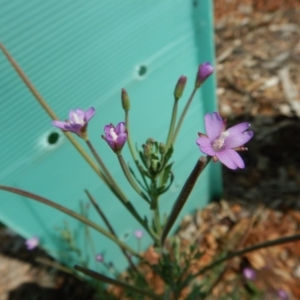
[135, 64, 148, 80]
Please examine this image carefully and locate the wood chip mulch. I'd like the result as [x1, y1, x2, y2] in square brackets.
[108, 201, 300, 299]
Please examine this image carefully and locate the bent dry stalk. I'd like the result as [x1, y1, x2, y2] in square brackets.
[195, 233, 300, 277]
[0, 43, 106, 183]
[75, 265, 161, 300]
[0, 185, 138, 257]
[84, 190, 143, 277]
[161, 156, 210, 245]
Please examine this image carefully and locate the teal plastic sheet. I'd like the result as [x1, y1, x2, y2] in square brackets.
[0, 0, 221, 271]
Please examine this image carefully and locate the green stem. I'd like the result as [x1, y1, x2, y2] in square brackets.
[0, 185, 138, 256]
[166, 98, 179, 150]
[85, 140, 155, 240]
[75, 265, 161, 300]
[125, 111, 150, 192]
[86, 140, 125, 199]
[153, 200, 162, 239]
[149, 179, 162, 241]
[125, 110, 139, 163]
[172, 88, 197, 145]
[36, 257, 83, 280]
[0, 43, 107, 185]
[80, 202, 97, 269]
[161, 156, 210, 245]
[84, 190, 141, 275]
[117, 154, 150, 204]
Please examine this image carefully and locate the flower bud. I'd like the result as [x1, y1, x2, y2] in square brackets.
[174, 75, 187, 100]
[121, 88, 130, 111]
[146, 138, 155, 146]
[151, 159, 159, 171]
[142, 144, 151, 159]
[159, 143, 166, 155]
[195, 62, 214, 88]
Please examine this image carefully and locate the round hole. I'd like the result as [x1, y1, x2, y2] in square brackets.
[47, 132, 60, 145]
[138, 65, 147, 77]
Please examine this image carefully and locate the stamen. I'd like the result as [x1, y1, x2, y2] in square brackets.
[72, 113, 84, 125]
[109, 128, 118, 140]
[212, 131, 229, 151]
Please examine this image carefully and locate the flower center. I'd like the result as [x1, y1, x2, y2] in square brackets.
[109, 128, 118, 141]
[72, 113, 84, 125]
[212, 131, 229, 151]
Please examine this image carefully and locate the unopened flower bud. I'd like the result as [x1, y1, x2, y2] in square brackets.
[121, 88, 130, 111]
[195, 62, 214, 88]
[151, 159, 159, 171]
[159, 143, 166, 155]
[146, 138, 155, 146]
[143, 144, 151, 159]
[174, 75, 187, 100]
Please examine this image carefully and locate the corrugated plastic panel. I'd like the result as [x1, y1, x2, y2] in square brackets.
[0, 0, 221, 271]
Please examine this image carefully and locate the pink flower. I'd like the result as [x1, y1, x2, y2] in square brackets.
[242, 267, 256, 280]
[95, 254, 104, 262]
[52, 107, 95, 139]
[102, 122, 127, 153]
[134, 229, 144, 239]
[277, 289, 289, 299]
[196, 112, 253, 169]
[25, 236, 39, 250]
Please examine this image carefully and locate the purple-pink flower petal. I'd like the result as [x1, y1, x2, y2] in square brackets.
[243, 267, 256, 280]
[134, 230, 144, 239]
[69, 110, 82, 124]
[85, 107, 95, 121]
[196, 136, 215, 156]
[104, 124, 113, 137]
[277, 289, 289, 299]
[224, 131, 254, 149]
[115, 122, 126, 134]
[197, 112, 253, 170]
[52, 107, 95, 139]
[75, 109, 85, 122]
[216, 149, 245, 170]
[52, 120, 69, 130]
[102, 122, 127, 153]
[205, 112, 224, 141]
[198, 63, 214, 81]
[116, 133, 127, 146]
[95, 254, 104, 262]
[226, 122, 251, 135]
[25, 236, 39, 250]
[196, 63, 214, 87]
